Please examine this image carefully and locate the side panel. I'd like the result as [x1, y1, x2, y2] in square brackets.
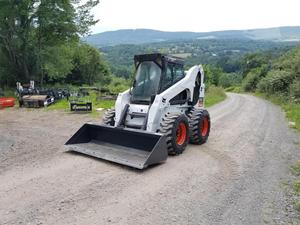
[114, 89, 131, 126]
[198, 65, 205, 108]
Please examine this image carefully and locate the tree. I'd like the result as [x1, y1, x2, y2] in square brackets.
[203, 65, 223, 86]
[219, 73, 242, 88]
[0, 0, 36, 84]
[0, 0, 100, 87]
[69, 44, 111, 85]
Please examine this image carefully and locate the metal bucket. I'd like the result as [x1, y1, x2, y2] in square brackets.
[65, 124, 168, 169]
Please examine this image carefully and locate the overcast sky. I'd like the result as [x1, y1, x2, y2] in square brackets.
[91, 0, 300, 34]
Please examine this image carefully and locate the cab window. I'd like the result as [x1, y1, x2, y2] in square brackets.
[160, 63, 185, 93]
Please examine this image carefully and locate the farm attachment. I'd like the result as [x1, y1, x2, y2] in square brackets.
[16, 81, 69, 108]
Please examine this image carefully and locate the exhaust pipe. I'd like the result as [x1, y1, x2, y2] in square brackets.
[65, 124, 168, 169]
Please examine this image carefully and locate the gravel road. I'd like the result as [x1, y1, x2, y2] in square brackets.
[0, 93, 300, 225]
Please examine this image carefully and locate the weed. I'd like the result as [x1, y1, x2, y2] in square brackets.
[205, 86, 226, 107]
[291, 161, 300, 176]
[293, 181, 300, 194]
[295, 201, 300, 212]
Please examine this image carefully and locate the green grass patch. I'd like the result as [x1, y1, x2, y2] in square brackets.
[291, 161, 300, 176]
[205, 86, 226, 107]
[47, 99, 69, 111]
[254, 92, 300, 132]
[47, 90, 115, 117]
[293, 180, 300, 194]
[224, 86, 241, 93]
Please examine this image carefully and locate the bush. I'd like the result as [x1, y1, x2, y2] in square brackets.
[290, 78, 300, 102]
[219, 73, 242, 88]
[224, 86, 235, 92]
[257, 70, 294, 95]
[225, 86, 241, 93]
[241, 65, 270, 92]
[106, 76, 130, 94]
[241, 70, 261, 92]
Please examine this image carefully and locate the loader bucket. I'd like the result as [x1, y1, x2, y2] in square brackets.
[65, 124, 168, 169]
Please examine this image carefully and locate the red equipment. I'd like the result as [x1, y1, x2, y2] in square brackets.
[0, 97, 15, 109]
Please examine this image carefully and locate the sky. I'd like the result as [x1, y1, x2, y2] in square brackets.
[91, 0, 300, 34]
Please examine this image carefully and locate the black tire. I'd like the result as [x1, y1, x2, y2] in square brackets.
[159, 113, 189, 155]
[102, 108, 115, 126]
[188, 108, 210, 144]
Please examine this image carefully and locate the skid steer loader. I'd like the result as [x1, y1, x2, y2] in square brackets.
[66, 53, 210, 169]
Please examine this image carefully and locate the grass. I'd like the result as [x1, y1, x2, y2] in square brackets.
[254, 92, 300, 132]
[205, 86, 227, 107]
[224, 86, 241, 93]
[290, 161, 300, 213]
[293, 181, 300, 194]
[295, 201, 300, 212]
[291, 161, 300, 176]
[46, 91, 115, 117]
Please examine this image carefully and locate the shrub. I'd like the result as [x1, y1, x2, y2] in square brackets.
[225, 86, 235, 92]
[106, 76, 130, 94]
[257, 70, 294, 95]
[224, 86, 241, 93]
[219, 73, 242, 88]
[241, 65, 270, 92]
[241, 70, 261, 92]
[290, 78, 300, 101]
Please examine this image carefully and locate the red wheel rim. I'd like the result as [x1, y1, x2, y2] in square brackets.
[176, 122, 187, 145]
[201, 117, 209, 137]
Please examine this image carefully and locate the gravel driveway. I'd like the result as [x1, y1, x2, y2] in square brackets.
[0, 93, 299, 225]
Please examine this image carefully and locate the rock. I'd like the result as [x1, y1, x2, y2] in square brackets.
[288, 121, 296, 127]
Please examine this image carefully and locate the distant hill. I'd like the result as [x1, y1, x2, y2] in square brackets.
[82, 26, 300, 47]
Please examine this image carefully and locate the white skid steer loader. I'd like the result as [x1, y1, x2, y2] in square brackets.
[66, 53, 210, 169]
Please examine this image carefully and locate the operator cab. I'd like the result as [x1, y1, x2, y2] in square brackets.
[131, 53, 185, 104]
